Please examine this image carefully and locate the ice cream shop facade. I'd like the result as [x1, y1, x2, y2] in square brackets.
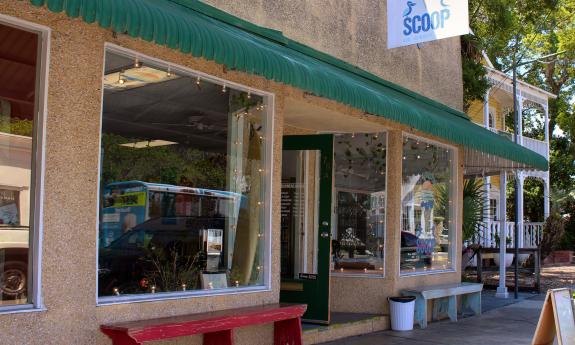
[0, 1, 547, 344]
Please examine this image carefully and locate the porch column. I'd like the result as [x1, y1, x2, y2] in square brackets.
[517, 172, 524, 248]
[543, 104, 551, 220]
[544, 175, 550, 219]
[517, 96, 524, 145]
[483, 89, 491, 128]
[483, 176, 491, 246]
[544, 104, 550, 148]
[496, 171, 509, 298]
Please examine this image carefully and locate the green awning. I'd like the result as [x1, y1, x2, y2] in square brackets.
[29, 0, 548, 171]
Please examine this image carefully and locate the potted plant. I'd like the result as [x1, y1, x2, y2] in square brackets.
[493, 232, 514, 267]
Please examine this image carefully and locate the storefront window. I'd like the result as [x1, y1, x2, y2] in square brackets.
[0, 21, 43, 308]
[98, 48, 271, 299]
[332, 133, 386, 275]
[401, 136, 455, 274]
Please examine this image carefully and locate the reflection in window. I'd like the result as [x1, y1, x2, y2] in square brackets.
[0, 23, 40, 306]
[98, 50, 269, 298]
[401, 136, 455, 274]
[333, 133, 386, 275]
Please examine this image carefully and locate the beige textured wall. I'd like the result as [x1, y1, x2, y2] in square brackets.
[0, 1, 465, 344]
[203, 0, 464, 111]
[0, 1, 284, 344]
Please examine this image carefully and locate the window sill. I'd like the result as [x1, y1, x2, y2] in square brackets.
[330, 272, 386, 279]
[399, 268, 456, 277]
[97, 285, 271, 306]
[0, 304, 46, 315]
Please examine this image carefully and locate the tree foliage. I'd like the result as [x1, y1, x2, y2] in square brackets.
[468, 0, 575, 220]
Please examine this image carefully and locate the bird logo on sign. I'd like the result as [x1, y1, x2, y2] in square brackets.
[403, 1, 416, 17]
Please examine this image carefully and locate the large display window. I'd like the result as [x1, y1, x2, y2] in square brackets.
[97, 47, 272, 301]
[0, 19, 47, 311]
[400, 135, 456, 275]
[332, 133, 386, 276]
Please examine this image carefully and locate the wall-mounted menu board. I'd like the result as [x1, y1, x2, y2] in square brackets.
[532, 288, 575, 345]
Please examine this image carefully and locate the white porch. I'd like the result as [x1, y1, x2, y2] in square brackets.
[471, 221, 544, 249]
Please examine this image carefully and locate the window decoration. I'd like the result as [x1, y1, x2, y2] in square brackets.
[332, 133, 386, 275]
[98, 49, 270, 299]
[400, 135, 455, 274]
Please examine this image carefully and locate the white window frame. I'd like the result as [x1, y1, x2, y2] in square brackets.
[399, 133, 458, 277]
[0, 14, 50, 314]
[96, 44, 274, 305]
[330, 132, 388, 279]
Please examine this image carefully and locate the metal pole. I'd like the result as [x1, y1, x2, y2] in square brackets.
[512, 66, 519, 300]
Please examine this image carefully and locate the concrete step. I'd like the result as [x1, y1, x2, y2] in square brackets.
[303, 313, 389, 344]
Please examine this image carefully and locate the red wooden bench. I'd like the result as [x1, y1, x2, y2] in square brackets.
[100, 303, 307, 345]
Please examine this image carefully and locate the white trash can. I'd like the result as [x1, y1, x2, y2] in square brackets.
[388, 296, 416, 331]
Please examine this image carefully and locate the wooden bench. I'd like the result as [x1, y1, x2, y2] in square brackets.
[100, 303, 307, 345]
[402, 282, 483, 329]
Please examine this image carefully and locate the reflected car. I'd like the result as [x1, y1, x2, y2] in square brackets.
[0, 226, 29, 299]
[98, 216, 224, 296]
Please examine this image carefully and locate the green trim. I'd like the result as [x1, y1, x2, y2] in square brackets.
[28, 0, 548, 171]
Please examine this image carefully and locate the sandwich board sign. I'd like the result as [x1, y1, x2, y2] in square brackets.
[532, 288, 575, 345]
[387, 0, 469, 49]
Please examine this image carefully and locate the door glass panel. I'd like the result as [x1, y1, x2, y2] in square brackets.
[281, 150, 319, 279]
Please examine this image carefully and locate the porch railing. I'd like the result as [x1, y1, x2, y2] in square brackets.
[493, 129, 548, 160]
[521, 136, 548, 159]
[471, 221, 543, 249]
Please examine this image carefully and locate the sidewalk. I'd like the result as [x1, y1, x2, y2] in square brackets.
[321, 297, 545, 345]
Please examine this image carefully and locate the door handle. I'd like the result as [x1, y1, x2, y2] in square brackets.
[321, 232, 330, 238]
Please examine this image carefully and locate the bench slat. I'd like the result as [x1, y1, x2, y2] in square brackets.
[404, 283, 483, 299]
[101, 303, 306, 343]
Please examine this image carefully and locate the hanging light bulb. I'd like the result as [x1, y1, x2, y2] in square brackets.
[222, 84, 227, 93]
[196, 76, 201, 86]
[247, 92, 251, 99]
[166, 66, 172, 78]
[118, 73, 126, 85]
[134, 58, 141, 68]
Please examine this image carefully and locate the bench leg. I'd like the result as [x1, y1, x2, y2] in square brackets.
[100, 329, 141, 345]
[448, 295, 457, 322]
[204, 329, 233, 345]
[462, 292, 482, 316]
[274, 317, 302, 345]
[413, 296, 427, 329]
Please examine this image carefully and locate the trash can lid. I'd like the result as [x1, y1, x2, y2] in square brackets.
[389, 296, 416, 303]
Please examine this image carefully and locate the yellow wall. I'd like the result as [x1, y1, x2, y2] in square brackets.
[467, 96, 504, 131]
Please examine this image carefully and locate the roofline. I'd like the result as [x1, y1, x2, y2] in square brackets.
[486, 66, 557, 100]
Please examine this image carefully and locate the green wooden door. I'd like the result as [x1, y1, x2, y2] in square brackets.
[280, 134, 333, 324]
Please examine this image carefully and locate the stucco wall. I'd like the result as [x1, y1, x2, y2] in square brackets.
[0, 2, 284, 344]
[0, 1, 465, 344]
[203, 0, 464, 111]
